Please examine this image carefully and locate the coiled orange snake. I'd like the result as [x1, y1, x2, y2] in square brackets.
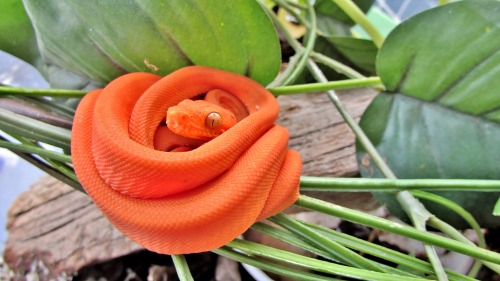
[71, 66, 302, 254]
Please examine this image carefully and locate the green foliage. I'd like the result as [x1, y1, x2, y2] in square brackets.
[20, 0, 281, 88]
[0, 0, 40, 66]
[1, 0, 500, 280]
[314, 0, 378, 75]
[357, 0, 500, 228]
[314, 0, 374, 26]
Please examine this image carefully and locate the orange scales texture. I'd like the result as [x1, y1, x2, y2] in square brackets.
[71, 66, 302, 254]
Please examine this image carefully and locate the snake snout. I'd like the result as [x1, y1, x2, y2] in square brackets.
[166, 110, 188, 130]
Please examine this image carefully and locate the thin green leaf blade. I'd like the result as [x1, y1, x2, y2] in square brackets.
[357, 0, 500, 228]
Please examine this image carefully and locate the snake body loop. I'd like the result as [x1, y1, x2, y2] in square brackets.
[71, 66, 302, 254]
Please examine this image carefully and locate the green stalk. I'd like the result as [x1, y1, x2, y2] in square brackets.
[330, 0, 384, 48]
[395, 191, 448, 281]
[268, 52, 303, 88]
[0, 108, 71, 151]
[45, 158, 79, 183]
[306, 61, 396, 179]
[0, 86, 87, 98]
[273, 0, 310, 28]
[0, 140, 72, 163]
[227, 239, 431, 281]
[171, 255, 194, 281]
[309, 51, 366, 79]
[5, 133, 83, 192]
[267, 214, 426, 278]
[268, 0, 395, 180]
[300, 176, 500, 192]
[269, 213, 388, 272]
[411, 190, 500, 275]
[264, 1, 364, 82]
[296, 195, 500, 264]
[214, 247, 345, 281]
[410, 191, 486, 248]
[427, 217, 500, 276]
[282, 2, 317, 86]
[425, 243, 448, 281]
[275, 222, 476, 281]
[20, 96, 76, 119]
[269, 77, 382, 95]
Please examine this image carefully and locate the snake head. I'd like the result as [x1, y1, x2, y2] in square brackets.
[167, 99, 237, 140]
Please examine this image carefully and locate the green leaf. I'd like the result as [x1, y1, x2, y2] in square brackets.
[313, 0, 377, 75]
[325, 37, 377, 73]
[314, 0, 374, 26]
[357, 0, 500, 228]
[494, 197, 500, 217]
[0, 0, 41, 66]
[22, 0, 281, 87]
[351, 6, 397, 39]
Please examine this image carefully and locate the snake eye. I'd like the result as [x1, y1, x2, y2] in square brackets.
[205, 112, 222, 129]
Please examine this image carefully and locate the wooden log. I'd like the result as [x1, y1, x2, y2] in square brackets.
[3, 88, 378, 279]
[3, 176, 143, 279]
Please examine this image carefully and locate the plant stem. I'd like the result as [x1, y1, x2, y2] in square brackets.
[45, 158, 79, 183]
[300, 176, 500, 192]
[410, 191, 486, 247]
[425, 242, 449, 281]
[171, 255, 194, 281]
[257, 221, 475, 281]
[309, 51, 365, 79]
[269, 213, 387, 272]
[307, 61, 397, 179]
[296, 195, 500, 264]
[0, 86, 87, 98]
[427, 217, 500, 275]
[412, 190, 500, 275]
[395, 191, 448, 281]
[283, 2, 317, 86]
[264, 1, 364, 82]
[273, 0, 310, 28]
[0, 134, 83, 192]
[0, 108, 71, 151]
[214, 247, 344, 281]
[330, 0, 384, 48]
[227, 239, 430, 281]
[269, 77, 382, 95]
[0, 140, 72, 163]
[20, 96, 76, 119]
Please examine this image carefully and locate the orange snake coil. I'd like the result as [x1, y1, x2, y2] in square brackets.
[71, 66, 302, 254]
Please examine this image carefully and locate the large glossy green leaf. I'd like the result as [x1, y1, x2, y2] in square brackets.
[22, 0, 281, 88]
[357, 0, 500, 228]
[0, 0, 40, 67]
